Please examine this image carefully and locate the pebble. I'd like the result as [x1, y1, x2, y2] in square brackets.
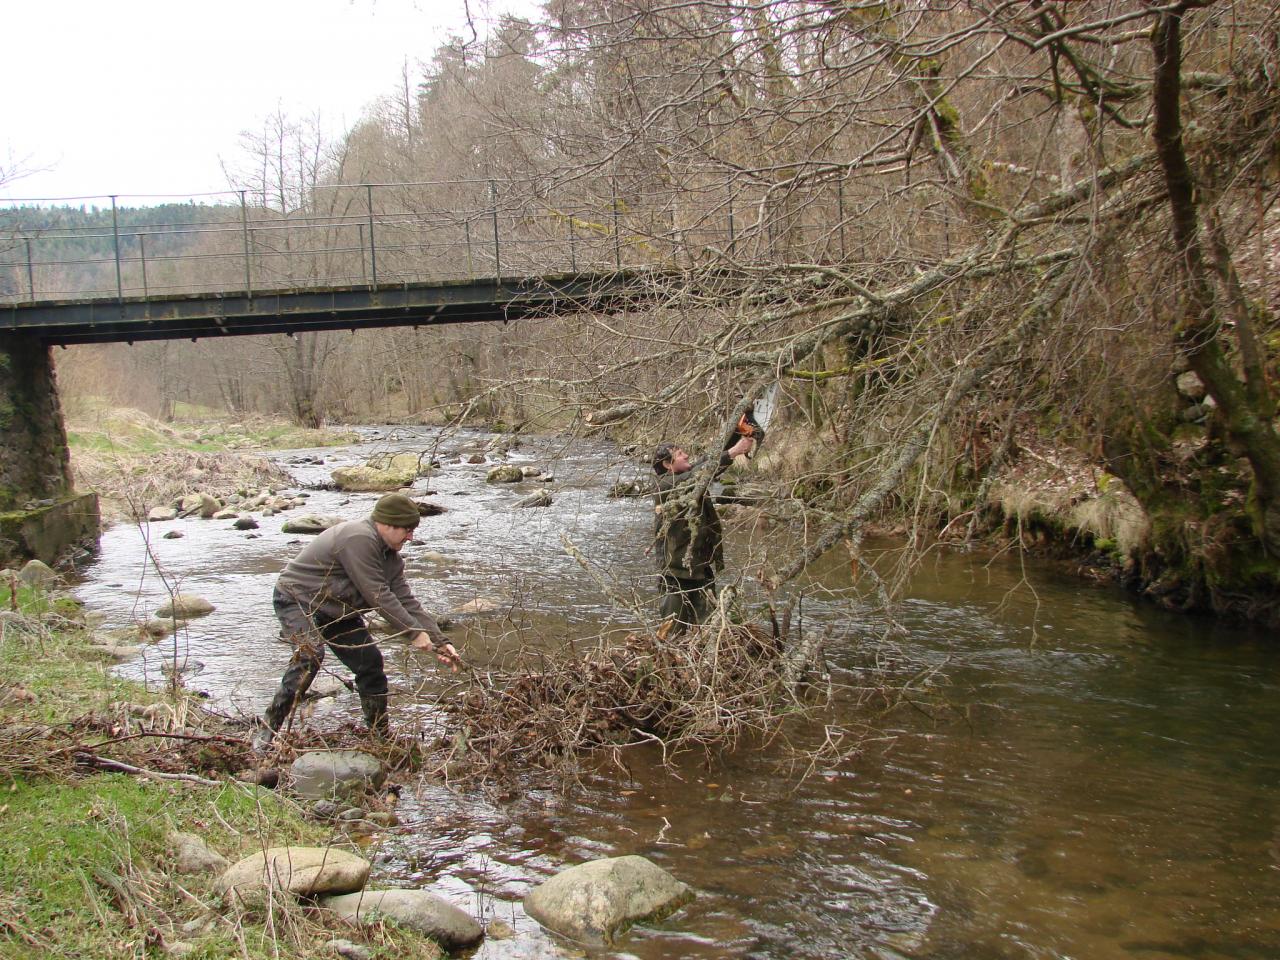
[486, 919, 516, 940]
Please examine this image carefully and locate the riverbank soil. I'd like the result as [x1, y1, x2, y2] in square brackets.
[0, 583, 443, 959]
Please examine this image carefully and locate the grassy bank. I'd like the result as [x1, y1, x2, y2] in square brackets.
[0, 584, 438, 959]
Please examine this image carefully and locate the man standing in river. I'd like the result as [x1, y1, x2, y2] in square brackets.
[253, 492, 459, 749]
[652, 435, 755, 632]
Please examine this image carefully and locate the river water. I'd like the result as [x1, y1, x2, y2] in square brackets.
[73, 427, 1280, 960]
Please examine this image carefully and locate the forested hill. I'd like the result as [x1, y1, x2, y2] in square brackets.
[1, 202, 227, 265]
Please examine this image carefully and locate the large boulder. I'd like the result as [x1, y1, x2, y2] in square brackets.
[154, 594, 214, 619]
[331, 453, 430, 492]
[523, 855, 693, 944]
[216, 847, 370, 906]
[319, 890, 484, 951]
[280, 514, 345, 535]
[486, 465, 524, 484]
[289, 750, 385, 801]
[17, 559, 58, 588]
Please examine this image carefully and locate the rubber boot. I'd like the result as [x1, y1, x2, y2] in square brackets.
[261, 647, 321, 739]
[360, 693, 390, 739]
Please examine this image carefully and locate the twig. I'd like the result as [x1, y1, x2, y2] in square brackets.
[73, 752, 223, 787]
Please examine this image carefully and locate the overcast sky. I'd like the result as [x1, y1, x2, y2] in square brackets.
[1, 0, 535, 205]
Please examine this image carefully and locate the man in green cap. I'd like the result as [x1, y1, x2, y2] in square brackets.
[253, 492, 459, 749]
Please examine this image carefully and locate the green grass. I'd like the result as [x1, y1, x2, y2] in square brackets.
[0, 611, 445, 959]
[0, 777, 325, 959]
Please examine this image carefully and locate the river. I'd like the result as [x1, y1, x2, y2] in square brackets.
[73, 427, 1280, 960]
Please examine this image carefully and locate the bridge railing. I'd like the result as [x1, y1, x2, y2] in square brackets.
[0, 175, 860, 304]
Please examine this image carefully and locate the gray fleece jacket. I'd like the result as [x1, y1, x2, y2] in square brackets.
[275, 516, 446, 643]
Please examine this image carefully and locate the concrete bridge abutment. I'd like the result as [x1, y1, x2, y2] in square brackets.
[0, 333, 99, 566]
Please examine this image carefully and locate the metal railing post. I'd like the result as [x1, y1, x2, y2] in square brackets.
[239, 191, 252, 296]
[611, 178, 622, 270]
[568, 211, 577, 273]
[357, 223, 368, 284]
[489, 180, 501, 279]
[110, 195, 124, 302]
[138, 234, 149, 298]
[366, 184, 378, 286]
[24, 239, 34, 300]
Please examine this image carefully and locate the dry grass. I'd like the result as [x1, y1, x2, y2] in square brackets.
[988, 441, 1150, 556]
[72, 448, 292, 523]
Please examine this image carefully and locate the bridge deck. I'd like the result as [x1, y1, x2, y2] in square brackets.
[2, 271, 638, 345]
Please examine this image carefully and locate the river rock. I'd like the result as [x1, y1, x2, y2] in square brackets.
[212, 508, 239, 520]
[514, 491, 553, 508]
[419, 551, 449, 563]
[148, 506, 179, 522]
[289, 750, 386, 801]
[451, 597, 503, 615]
[301, 675, 348, 700]
[486, 918, 516, 940]
[523, 855, 693, 944]
[520, 465, 543, 478]
[319, 890, 484, 951]
[280, 514, 345, 535]
[17, 559, 58, 588]
[332, 453, 430, 492]
[162, 530, 184, 539]
[486, 465, 524, 483]
[233, 516, 259, 530]
[168, 830, 229, 875]
[179, 493, 221, 518]
[216, 847, 370, 906]
[140, 617, 184, 637]
[1176, 370, 1206, 400]
[607, 479, 650, 499]
[466, 453, 486, 464]
[155, 594, 215, 619]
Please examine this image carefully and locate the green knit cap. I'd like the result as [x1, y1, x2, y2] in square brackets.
[371, 493, 421, 528]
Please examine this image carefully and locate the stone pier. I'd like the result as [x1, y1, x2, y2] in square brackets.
[0, 334, 99, 565]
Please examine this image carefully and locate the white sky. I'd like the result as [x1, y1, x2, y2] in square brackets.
[1, 0, 536, 205]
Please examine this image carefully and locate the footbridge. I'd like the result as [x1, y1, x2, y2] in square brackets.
[0, 175, 844, 561]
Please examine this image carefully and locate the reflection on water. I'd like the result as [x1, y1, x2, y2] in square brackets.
[74, 427, 1280, 959]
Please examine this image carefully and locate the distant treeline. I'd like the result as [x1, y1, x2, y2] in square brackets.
[0, 202, 233, 267]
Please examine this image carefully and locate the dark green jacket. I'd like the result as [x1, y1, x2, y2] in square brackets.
[653, 454, 733, 578]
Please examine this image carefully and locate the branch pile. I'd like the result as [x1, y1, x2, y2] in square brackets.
[437, 621, 825, 780]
